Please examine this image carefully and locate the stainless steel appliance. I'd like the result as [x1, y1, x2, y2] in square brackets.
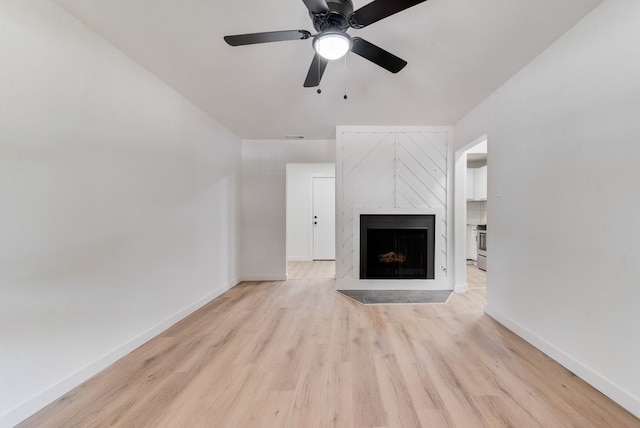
[477, 225, 487, 271]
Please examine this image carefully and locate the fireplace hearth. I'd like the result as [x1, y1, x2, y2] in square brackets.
[360, 214, 435, 280]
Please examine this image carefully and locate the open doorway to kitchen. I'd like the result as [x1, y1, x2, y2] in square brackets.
[454, 137, 488, 292]
[285, 163, 336, 279]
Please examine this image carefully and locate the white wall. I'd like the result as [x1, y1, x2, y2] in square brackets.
[454, 0, 640, 416]
[286, 163, 335, 261]
[242, 140, 335, 280]
[0, 1, 241, 425]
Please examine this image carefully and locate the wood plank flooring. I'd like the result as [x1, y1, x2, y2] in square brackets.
[288, 260, 335, 279]
[18, 273, 639, 427]
[467, 264, 486, 289]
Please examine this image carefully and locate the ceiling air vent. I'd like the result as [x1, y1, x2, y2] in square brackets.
[284, 135, 305, 140]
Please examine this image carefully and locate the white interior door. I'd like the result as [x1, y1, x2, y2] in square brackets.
[312, 177, 335, 260]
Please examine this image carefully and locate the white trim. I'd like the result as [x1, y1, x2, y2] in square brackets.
[337, 125, 454, 134]
[485, 306, 640, 419]
[335, 132, 345, 279]
[0, 279, 240, 428]
[447, 128, 456, 287]
[453, 149, 469, 293]
[454, 283, 469, 293]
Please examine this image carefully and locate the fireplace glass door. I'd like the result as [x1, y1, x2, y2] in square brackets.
[360, 215, 435, 280]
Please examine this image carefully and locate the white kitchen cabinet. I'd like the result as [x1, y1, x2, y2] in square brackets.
[473, 165, 487, 200]
[466, 169, 475, 200]
[466, 165, 487, 201]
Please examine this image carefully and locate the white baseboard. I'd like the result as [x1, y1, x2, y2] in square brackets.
[485, 305, 640, 419]
[241, 274, 287, 282]
[454, 282, 469, 293]
[0, 279, 239, 428]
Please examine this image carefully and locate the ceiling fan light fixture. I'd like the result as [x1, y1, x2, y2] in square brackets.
[313, 31, 351, 60]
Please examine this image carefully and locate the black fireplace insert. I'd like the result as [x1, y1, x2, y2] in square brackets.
[360, 214, 435, 279]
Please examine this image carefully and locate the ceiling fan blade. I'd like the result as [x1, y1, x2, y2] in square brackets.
[301, 0, 330, 14]
[350, 37, 407, 73]
[303, 53, 329, 87]
[224, 30, 311, 46]
[349, 0, 427, 28]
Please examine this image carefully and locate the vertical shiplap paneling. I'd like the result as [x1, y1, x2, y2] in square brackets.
[337, 129, 449, 280]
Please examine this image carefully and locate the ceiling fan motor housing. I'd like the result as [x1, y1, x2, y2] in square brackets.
[311, 0, 354, 32]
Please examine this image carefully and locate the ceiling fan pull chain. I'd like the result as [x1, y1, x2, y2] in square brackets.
[317, 56, 322, 94]
[343, 55, 349, 100]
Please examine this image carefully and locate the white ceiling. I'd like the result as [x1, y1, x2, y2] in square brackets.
[55, 0, 602, 140]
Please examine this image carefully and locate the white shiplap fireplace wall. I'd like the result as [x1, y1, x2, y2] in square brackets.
[336, 126, 454, 291]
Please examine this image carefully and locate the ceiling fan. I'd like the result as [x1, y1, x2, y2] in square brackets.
[224, 0, 427, 87]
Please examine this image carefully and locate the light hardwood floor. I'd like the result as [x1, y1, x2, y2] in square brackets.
[288, 260, 335, 279]
[467, 264, 486, 289]
[19, 274, 638, 427]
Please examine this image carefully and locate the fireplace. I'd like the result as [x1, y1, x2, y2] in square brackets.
[360, 214, 435, 279]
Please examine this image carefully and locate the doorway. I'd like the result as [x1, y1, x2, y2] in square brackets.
[286, 163, 336, 279]
[454, 136, 488, 292]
